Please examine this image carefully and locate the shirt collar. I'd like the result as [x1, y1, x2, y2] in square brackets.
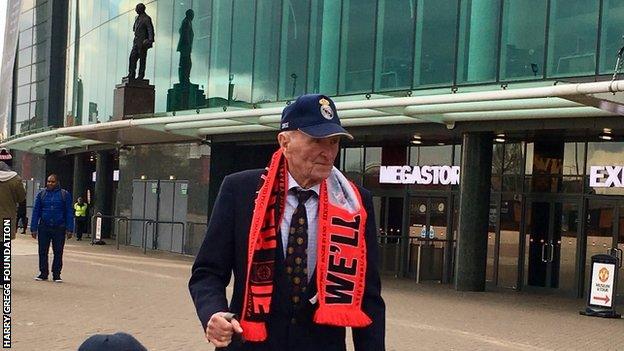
[287, 172, 320, 196]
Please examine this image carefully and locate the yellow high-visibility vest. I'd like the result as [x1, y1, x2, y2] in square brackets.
[74, 203, 87, 217]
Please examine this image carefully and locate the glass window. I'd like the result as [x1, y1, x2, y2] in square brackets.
[374, 0, 415, 91]
[191, 1, 211, 95]
[501, 143, 524, 193]
[307, 0, 341, 96]
[456, 0, 501, 84]
[253, 0, 281, 103]
[34, 3, 49, 25]
[17, 85, 30, 104]
[338, 0, 376, 94]
[34, 40, 48, 63]
[154, 0, 174, 112]
[17, 67, 31, 86]
[343, 147, 364, 185]
[586, 142, 624, 195]
[546, 0, 599, 77]
[18, 47, 32, 67]
[19, 28, 33, 49]
[414, 0, 459, 87]
[599, 0, 624, 74]
[30, 84, 37, 101]
[20, 9, 34, 30]
[230, 0, 256, 104]
[279, 0, 311, 100]
[364, 147, 382, 189]
[21, 0, 34, 11]
[34, 22, 47, 44]
[208, 0, 233, 102]
[500, 0, 546, 80]
[409, 145, 453, 166]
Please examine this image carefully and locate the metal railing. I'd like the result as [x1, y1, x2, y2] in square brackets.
[116, 218, 154, 250]
[90, 214, 129, 245]
[142, 220, 186, 254]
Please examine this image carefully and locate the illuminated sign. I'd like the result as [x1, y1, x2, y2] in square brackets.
[589, 166, 624, 188]
[379, 166, 460, 185]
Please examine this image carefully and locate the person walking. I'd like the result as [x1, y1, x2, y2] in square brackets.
[30, 174, 74, 282]
[74, 197, 88, 241]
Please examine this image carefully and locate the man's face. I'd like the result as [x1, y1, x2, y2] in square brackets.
[77, 197, 83, 204]
[46, 176, 58, 190]
[279, 131, 340, 188]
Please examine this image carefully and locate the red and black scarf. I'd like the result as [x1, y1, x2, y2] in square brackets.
[240, 149, 371, 342]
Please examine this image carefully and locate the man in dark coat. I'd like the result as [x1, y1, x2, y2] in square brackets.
[127, 3, 154, 80]
[189, 94, 385, 350]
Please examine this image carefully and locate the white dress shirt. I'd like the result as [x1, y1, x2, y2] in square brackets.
[280, 172, 320, 273]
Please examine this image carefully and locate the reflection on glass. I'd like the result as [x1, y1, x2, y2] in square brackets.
[363, 147, 381, 189]
[307, 0, 340, 96]
[408, 197, 427, 275]
[456, 0, 501, 84]
[487, 198, 497, 282]
[253, 0, 281, 102]
[413, 0, 458, 87]
[374, 0, 415, 91]
[498, 196, 520, 288]
[585, 201, 614, 291]
[279, 0, 310, 100]
[339, 0, 376, 94]
[618, 206, 624, 298]
[556, 202, 578, 292]
[500, 0, 546, 80]
[547, 0, 599, 77]
[230, 0, 255, 103]
[208, 0, 232, 101]
[599, 0, 624, 74]
[343, 147, 363, 185]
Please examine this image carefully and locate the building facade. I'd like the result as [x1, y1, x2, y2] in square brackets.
[2, 0, 624, 301]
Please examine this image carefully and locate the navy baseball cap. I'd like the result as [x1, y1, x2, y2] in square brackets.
[280, 94, 353, 139]
[78, 332, 147, 351]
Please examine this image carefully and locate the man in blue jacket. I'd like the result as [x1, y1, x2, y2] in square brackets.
[30, 174, 74, 282]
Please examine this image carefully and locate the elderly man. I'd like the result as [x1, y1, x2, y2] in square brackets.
[189, 94, 385, 350]
[31, 174, 74, 282]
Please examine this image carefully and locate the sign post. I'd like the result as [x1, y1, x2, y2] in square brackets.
[580, 254, 621, 318]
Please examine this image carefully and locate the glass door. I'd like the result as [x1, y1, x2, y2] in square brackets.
[523, 199, 580, 293]
[585, 199, 624, 301]
[407, 196, 450, 281]
[374, 196, 404, 274]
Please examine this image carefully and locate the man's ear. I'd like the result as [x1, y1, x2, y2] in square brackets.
[277, 132, 289, 150]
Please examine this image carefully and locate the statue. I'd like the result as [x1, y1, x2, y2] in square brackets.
[177, 9, 194, 85]
[126, 3, 154, 80]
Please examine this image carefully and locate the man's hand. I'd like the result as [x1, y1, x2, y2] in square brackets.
[205, 312, 243, 347]
[31, 231, 37, 239]
[66, 231, 73, 239]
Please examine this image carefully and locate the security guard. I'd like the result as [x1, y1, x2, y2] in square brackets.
[74, 197, 88, 241]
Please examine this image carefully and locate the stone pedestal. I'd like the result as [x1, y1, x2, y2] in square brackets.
[166, 83, 206, 112]
[113, 78, 155, 120]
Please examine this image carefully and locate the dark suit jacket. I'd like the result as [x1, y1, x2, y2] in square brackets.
[133, 13, 154, 49]
[189, 169, 385, 351]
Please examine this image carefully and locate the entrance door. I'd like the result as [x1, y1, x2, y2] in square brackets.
[523, 199, 580, 293]
[585, 199, 624, 301]
[407, 196, 450, 281]
[374, 196, 404, 274]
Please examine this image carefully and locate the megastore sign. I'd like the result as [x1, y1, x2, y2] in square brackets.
[379, 166, 460, 185]
[589, 166, 624, 188]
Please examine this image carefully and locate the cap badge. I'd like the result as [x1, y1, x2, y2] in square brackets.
[319, 98, 333, 120]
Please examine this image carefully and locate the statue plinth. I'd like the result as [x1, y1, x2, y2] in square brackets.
[166, 82, 206, 112]
[113, 78, 155, 120]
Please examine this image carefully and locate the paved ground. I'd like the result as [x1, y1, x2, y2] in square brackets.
[9, 235, 624, 350]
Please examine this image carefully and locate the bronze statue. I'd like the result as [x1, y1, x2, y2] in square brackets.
[126, 3, 154, 80]
[177, 9, 194, 84]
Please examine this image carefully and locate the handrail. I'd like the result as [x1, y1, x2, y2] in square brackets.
[116, 218, 154, 250]
[142, 220, 186, 254]
[90, 214, 129, 245]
